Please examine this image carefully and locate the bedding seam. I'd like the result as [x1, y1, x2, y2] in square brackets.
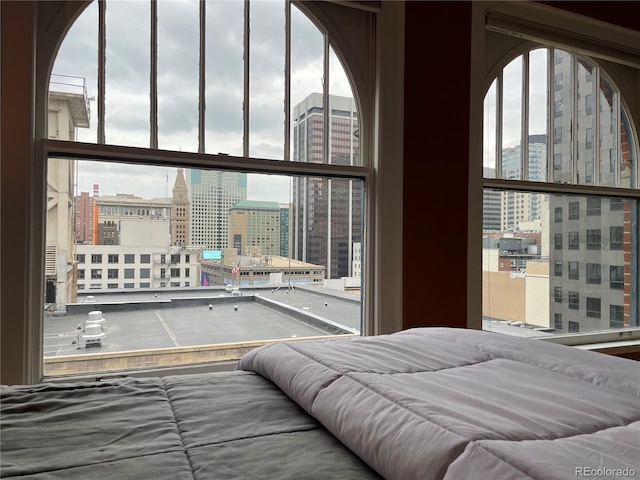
[161, 378, 198, 480]
[0, 446, 189, 478]
[186, 425, 323, 450]
[444, 442, 540, 480]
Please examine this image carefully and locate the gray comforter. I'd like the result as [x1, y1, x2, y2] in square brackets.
[1, 371, 380, 479]
[238, 327, 640, 480]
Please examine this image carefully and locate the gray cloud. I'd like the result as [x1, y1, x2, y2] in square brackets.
[54, 0, 353, 200]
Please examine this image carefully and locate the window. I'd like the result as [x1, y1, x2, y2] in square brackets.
[568, 261, 579, 280]
[568, 202, 579, 220]
[124, 269, 135, 279]
[554, 313, 562, 330]
[91, 269, 102, 279]
[108, 269, 118, 279]
[553, 153, 562, 171]
[610, 226, 623, 250]
[76, 254, 85, 263]
[554, 287, 562, 303]
[610, 198, 623, 211]
[140, 283, 151, 288]
[554, 261, 563, 277]
[554, 207, 563, 223]
[124, 283, 135, 288]
[586, 197, 600, 216]
[140, 254, 151, 264]
[125, 254, 135, 264]
[91, 254, 102, 263]
[610, 266, 624, 289]
[140, 268, 151, 279]
[568, 232, 579, 250]
[554, 234, 562, 250]
[78, 269, 85, 279]
[482, 41, 639, 344]
[586, 229, 601, 250]
[586, 297, 601, 318]
[108, 254, 119, 263]
[108, 283, 118, 289]
[586, 263, 601, 284]
[171, 268, 180, 278]
[610, 305, 624, 328]
[171, 254, 180, 264]
[568, 292, 579, 310]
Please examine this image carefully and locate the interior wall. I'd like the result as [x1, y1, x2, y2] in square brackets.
[403, 1, 473, 329]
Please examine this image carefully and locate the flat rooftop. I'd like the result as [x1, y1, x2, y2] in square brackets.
[44, 285, 362, 358]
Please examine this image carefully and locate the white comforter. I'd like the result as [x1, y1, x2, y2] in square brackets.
[238, 327, 640, 480]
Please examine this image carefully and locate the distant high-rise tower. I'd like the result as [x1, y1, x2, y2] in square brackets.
[186, 169, 247, 250]
[500, 134, 547, 230]
[75, 191, 94, 244]
[291, 93, 362, 279]
[171, 168, 190, 246]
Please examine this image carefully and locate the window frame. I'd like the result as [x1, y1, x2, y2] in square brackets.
[0, 0, 407, 385]
[474, 0, 640, 351]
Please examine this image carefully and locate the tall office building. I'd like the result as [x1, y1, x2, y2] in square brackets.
[291, 93, 362, 279]
[500, 135, 547, 230]
[548, 49, 637, 333]
[186, 169, 247, 250]
[228, 200, 282, 256]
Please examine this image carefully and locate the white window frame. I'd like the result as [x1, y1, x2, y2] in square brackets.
[470, 1, 640, 350]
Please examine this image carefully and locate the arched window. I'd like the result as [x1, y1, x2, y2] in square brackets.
[482, 45, 639, 336]
[41, 0, 379, 379]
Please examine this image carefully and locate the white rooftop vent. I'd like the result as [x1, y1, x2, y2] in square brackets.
[86, 311, 105, 324]
[81, 322, 105, 348]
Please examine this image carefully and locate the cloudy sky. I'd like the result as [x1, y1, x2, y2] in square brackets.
[52, 0, 354, 202]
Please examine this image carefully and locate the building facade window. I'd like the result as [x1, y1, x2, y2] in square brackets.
[554, 261, 563, 277]
[586, 229, 601, 250]
[91, 254, 102, 263]
[554, 234, 562, 250]
[140, 268, 151, 279]
[108, 254, 119, 263]
[586, 297, 601, 318]
[586, 263, 601, 284]
[568, 202, 579, 220]
[568, 261, 579, 280]
[610, 266, 624, 289]
[586, 197, 601, 216]
[610, 305, 624, 328]
[568, 291, 579, 310]
[610, 226, 623, 250]
[124, 254, 135, 264]
[554, 287, 563, 303]
[91, 269, 102, 279]
[140, 254, 151, 264]
[124, 269, 135, 279]
[568, 232, 580, 250]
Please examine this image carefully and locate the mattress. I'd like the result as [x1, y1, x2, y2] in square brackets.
[2, 327, 639, 480]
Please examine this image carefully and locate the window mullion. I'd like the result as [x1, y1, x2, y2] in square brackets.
[198, 0, 206, 154]
[243, 0, 250, 157]
[284, 1, 291, 162]
[150, 0, 158, 150]
[546, 48, 553, 182]
[615, 88, 622, 187]
[98, 0, 106, 145]
[594, 65, 601, 186]
[571, 52, 578, 184]
[522, 52, 530, 181]
[496, 72, 503, 179]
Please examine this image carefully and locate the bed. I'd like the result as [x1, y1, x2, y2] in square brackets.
[2, 327, 639, 479]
